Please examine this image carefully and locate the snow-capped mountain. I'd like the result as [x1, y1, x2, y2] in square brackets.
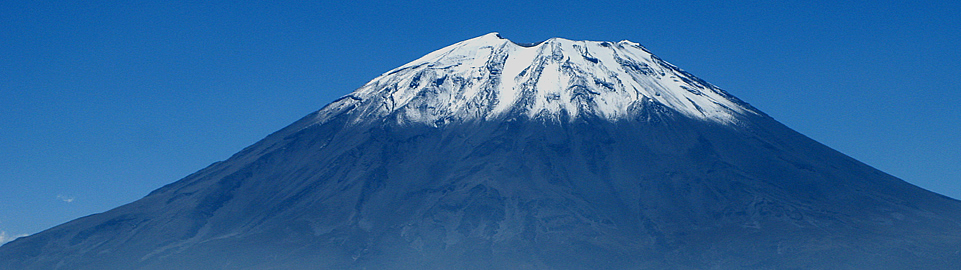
[3, 33, 961, 269]
[318, 33, 754, 126]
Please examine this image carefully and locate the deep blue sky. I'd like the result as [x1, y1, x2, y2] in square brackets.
[2, 0, 959, 242]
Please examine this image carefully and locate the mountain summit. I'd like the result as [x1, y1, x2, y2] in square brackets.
[333, 32, 754, 125]
[3, 33, 961, 269]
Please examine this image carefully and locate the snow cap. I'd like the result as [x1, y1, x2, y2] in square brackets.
[323, 33, 757, 126]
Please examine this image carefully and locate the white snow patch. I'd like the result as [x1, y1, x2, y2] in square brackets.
[493, 43, 541, 114]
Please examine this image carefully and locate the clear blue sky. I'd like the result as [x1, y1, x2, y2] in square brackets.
[2, 0, 959, 241]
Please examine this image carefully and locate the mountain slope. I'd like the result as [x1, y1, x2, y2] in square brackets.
[2, 33, 961, 269]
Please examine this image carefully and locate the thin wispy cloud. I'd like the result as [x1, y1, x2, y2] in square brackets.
[57, 194, 75, 203]
[0, 231, 28, 246]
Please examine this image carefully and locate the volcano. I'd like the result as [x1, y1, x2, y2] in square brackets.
[2, 33, 960, 269]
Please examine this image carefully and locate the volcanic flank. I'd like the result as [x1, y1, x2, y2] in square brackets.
[2, 33, 961, 269]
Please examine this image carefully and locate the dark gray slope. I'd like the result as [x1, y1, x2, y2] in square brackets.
[2, 105, 961, 269]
